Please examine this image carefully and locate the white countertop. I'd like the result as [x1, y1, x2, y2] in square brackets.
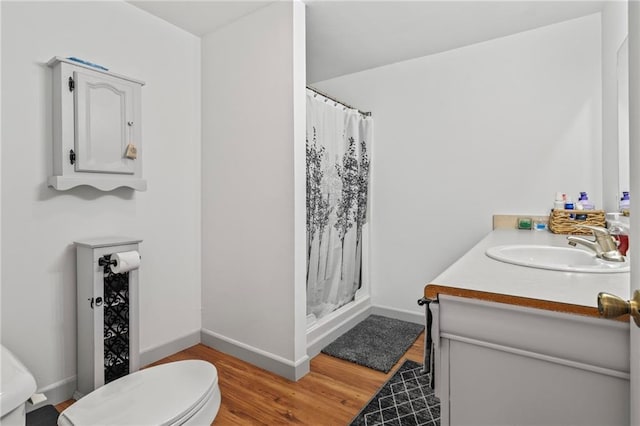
[431, 229, 630, 308]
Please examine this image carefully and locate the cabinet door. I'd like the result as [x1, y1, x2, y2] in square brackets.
[74, 70, 135, 175]
[92, 260, 106, 389]
[103, 269, 131, 384]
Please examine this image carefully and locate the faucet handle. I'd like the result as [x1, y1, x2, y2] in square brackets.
[576, 225, 624, 261]
[575, 224, 609, 236]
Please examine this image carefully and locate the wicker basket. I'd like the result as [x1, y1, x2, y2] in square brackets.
[548, 209, 606, 235]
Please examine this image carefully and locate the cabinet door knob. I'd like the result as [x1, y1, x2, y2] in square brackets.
[88, 297, 104, 309]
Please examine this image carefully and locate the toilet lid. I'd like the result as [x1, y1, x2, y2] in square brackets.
[59, 360, 217, 426]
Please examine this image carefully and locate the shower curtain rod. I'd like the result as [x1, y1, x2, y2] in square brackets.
[306, 86, 372, 117]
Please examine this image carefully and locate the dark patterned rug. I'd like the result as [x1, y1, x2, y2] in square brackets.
[350, 360, 440, 426]
[321, 315, 424, 373]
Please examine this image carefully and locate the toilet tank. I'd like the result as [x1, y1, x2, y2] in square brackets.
[1, 344, 37, 424]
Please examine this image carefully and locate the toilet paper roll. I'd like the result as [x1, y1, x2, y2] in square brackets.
[110, 251, 141, 274]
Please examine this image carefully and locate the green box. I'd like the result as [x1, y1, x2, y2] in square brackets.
[517, 217, 532, 230]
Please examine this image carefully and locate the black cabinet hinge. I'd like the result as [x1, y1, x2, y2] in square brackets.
[68, 77, 75, 92]
[69, 149, 76, 165]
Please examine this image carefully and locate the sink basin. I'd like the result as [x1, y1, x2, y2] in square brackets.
[485, 244, 629, 273]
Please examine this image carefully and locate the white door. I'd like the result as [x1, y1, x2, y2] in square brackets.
[627, 2, 639, 423]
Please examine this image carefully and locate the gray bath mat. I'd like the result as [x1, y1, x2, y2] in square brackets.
[321, 315, 424, 373]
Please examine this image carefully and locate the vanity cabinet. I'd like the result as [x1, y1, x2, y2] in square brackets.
[74, 237, 142, 399]
[47, 57, 146, 191]
[429, 296, 629, 426]
[424, 228, 631, 426]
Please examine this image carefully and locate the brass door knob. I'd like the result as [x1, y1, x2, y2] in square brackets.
[598, 290, 640, 327]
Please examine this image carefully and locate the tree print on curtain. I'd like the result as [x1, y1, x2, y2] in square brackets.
[306, 90, 372, 320]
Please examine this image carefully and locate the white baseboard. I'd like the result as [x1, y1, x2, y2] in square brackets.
[200, 328, 310, 381]
[372, 305, 424, 325]
[35, 330, 202, 409]
[33, 308, 421, 410]
[26, 376, 76, 413]
[139, 330, 201, 367]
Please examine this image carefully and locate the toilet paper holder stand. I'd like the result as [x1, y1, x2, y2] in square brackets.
[98, 255, 116, 269]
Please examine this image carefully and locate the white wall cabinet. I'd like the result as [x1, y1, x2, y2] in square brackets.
[74, 237, 142, 399]
[430, 296, 630, 426]
[48, 57, 146, 191]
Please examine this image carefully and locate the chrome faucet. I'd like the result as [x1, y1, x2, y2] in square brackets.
[567, 225, 625, 262]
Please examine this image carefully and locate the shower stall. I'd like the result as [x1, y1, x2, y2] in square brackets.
[305, 87, 373, 353]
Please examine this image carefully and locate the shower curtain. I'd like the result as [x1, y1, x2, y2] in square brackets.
[306, 89, 372, 320]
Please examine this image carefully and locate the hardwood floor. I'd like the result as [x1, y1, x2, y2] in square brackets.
[56, 332, 425, 425]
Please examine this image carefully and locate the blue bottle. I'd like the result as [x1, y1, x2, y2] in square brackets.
[565, 197, 575, 219]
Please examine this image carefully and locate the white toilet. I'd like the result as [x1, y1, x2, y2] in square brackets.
[0, 343, 220, 426]
[58, 360, 221, 426]
[1, 344, 37, 426]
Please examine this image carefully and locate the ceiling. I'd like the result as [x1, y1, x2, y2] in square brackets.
[129, 1, 272, 36]
[129, 0, 605, 83]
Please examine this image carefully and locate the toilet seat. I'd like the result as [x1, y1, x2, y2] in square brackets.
[58, 360, 220, 426]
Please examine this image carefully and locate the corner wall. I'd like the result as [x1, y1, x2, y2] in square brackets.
[201, 1, 308, 380]
[315, 14, 602, 317]
[1, 1, 202, 403]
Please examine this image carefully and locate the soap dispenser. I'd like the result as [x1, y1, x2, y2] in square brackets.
[577, 192, 594, 210]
